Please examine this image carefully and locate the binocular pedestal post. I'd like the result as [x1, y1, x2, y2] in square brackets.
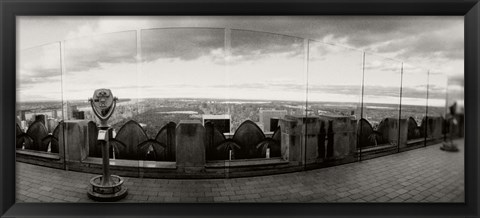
[100, 126, 112, 186]
[87, 123, 127, 201]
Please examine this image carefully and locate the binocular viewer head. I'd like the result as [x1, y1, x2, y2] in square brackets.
[89, 89, 118, 122]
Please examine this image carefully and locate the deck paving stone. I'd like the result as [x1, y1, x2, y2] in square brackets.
[15, 139, 464, 203]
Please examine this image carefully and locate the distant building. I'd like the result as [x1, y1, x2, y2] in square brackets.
[68, 105, 85, 120]
[18, 110, 26, 121]
[25, 113, 34, 121]
[202, 114, 231, 134]
[259, 109, 287, 132]
[46, 118, 58, 133]
[52, 110, 58, 119]
[72, 111, 85, 120]
[67, 105, 78, 120]
[35, 114, 47, 125]
[269, 118, 279, 132]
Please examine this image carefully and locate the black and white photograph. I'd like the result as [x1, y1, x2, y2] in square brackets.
[15, 16, 464, 203]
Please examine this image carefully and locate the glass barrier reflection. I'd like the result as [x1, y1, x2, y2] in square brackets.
[228, 29, 305, 160]
[16, 42, 64, 155]
[15, 27, 459, 178]
[359, 53, 402, 158]
[399, 64, 428, 148]
[141, 28, 227, 163]
[308, 41, 363, 163]
[445, 74, 464, 138]
[426, 72, 448, 141]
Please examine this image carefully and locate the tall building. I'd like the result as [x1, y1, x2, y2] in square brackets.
[35, 114, 47, 125]
[18, 110, 26, 121]
[68, 105, 85, 120]
[46, 118, 58, 133]
[52, 110, 58, 119]
[72, 111, 85, 120]
[202, 114, 231, 134]
[67, 105, 78, 120]
[259, 109, 287, 132]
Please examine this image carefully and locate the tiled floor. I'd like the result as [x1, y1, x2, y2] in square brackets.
[16, 139, 464, 203]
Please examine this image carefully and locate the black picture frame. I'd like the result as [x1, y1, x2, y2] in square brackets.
[1, 0, 478, 217]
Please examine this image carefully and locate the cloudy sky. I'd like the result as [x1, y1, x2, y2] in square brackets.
[17, 16, 463, 107]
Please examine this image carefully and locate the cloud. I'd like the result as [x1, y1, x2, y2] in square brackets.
[18, 67, 60, 81]
[18, 69, 62, 88]
[401, 86, 428, 98]
[448, 74, 464, 87]
[18, 43, 63, 93]
[213, 82, 411, 100]
[363, 54, 402, 73]
[212, 82, 305, 91]
[230, 29, 304, 63]
[364, 86, 401, 98]
[308, 84, 359, 96]
[324, 17, 462, 52]
[64, 31, 137, 73]
[141, 28, 305, 64]
[17, 16, 464, 102]
[374, 29, 463, 61]
[141, 28, 225, 62]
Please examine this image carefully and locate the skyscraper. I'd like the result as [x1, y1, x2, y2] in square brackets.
[259, 109, 287, 132]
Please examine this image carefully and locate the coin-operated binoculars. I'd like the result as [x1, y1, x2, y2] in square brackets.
[87, 89, 128, 201]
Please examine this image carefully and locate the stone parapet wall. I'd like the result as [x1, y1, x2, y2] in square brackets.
[279, 115, 357, 166]
[16, 115, 450, 179]
[318, 115, 357, 160]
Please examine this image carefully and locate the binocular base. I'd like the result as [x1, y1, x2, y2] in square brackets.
[440, 141, 459, 152]
[87, 175, 128, 201]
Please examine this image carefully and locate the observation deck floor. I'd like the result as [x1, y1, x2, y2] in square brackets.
[16, 139, 464, 203]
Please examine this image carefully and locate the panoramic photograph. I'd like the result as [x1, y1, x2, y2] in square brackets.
[15, 16, 464, 203]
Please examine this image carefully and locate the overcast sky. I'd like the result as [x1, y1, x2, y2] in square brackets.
[17, 16, 463, 106]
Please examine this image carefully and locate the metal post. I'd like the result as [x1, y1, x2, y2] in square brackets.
[304, 39, 309, 170]
[425, 70, 430, 147]
[59, 40, 68, 171]
[444, 74, 449, 142]
[397, 62, 404, 153]
[225, 28, 232, 117]
[100, 126, 112, 186]
[135, 29, 142, 116]
[359, 51, 366, 161]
